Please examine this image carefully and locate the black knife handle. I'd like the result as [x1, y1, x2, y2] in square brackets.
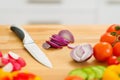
[10, 26, 25, 40]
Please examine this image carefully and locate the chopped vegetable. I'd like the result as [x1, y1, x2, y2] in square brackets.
[42, 30, 74, 49]
[70, 43, 93, 62]
[46, 41, 62, 49]
[42, 42, 51, 49]
[58, 30, 74, 43]
[0, 51, 26, 72]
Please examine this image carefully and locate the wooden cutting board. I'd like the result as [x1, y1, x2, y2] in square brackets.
[0, 25, 109, 80]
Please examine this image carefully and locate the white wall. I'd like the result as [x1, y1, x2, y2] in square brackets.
[0, 0, 119, 25]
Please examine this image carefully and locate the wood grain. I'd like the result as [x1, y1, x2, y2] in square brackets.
[0, 25, 109, 80]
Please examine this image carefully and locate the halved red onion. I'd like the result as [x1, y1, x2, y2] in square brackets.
[58, 30, 74, 43]
[70, 43, 93, 62]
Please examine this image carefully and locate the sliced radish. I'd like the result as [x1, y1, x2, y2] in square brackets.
[12, 62, 21, 71]
[1, 57, 9, 65]
[0, 52, 2, 57]
[8, 51, 19, 60]
[0, 58, 3, 67]
[3, 62, 13, 72]
[16, 57, 26, 67]
[3, 54, 9, 59]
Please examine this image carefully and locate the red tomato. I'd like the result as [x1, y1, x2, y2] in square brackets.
[107, 24, 120, 34]
[100, 32, 116, 45]
[93, 42, 113, 62]
[107, 56, 119, 65]
[65, 76, 83, 80]
[113, 42, 120, 56]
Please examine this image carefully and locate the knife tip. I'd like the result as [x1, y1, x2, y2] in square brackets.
[46, 63, 53, 68]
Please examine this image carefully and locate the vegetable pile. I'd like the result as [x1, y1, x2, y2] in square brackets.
[42, 30, 74, 49]
[0, 51, 26, 72]
[64, 24, 120, 80]
[93, 24, 120, 65]
[0, 51, 42, 80]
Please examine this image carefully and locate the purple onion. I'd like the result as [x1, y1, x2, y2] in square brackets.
[58, 30, 74, 43]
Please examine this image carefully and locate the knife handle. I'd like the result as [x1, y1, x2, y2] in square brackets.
[10, 26, 25, 40]
[10, 25, 34, 44]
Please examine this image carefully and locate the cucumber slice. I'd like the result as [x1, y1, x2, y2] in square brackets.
[82, 67, 96, 80]
[68, 68, 87, 80]
[97, 65, 106, 71]
[90, 66, 103, 80]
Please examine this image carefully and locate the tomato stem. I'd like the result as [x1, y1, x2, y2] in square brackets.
[115, 26, 120, 31]
[110, 32, 117, 36]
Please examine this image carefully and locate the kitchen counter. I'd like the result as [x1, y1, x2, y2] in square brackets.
[0, 25, 109, 80]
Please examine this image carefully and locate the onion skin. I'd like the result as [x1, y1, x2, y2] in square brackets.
[70, 43, 93, 62]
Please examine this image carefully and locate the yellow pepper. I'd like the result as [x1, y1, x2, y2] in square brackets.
[102, 64, 120, 80]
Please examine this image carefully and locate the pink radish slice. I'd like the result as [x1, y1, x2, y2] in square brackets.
[8, 51, 19, 60]
[9, 58, 22, 71]
[46, 41, 62, 48]
[1, 57, 9, 65]
[3, 54, 9, 59]
[12, 62, 21, 71]
[0, 58, 3, 66]
[3, 62, 13, 72]
[42, 42, 51, 49]
[16, 57, 26, 67]
[0, 52, 2, 57]
[58, 30, 74, 43]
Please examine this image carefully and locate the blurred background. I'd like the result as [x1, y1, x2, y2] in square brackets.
[0, 0, 120, 25]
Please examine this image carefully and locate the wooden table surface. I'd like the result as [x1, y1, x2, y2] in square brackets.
[0, 25, 109, 80]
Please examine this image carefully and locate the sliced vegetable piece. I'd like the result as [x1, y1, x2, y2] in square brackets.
[8, 51, 19, 60]
[3, 62, 13, 72]
[58, 30, 74, 43]
[16, 57, 26, 67]
[0, 52, 2, 57]
[68, 68, 87, 80]
[46, 41, 62, 48]
[82, 68, 96, 80]
[42, 42, 51, 49]
[50, 36, 69, 46]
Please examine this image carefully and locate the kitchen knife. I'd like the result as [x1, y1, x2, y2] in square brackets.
[10, 26, 52, 68]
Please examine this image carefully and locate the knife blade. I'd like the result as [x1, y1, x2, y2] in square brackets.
[10, 26, 52, 68]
